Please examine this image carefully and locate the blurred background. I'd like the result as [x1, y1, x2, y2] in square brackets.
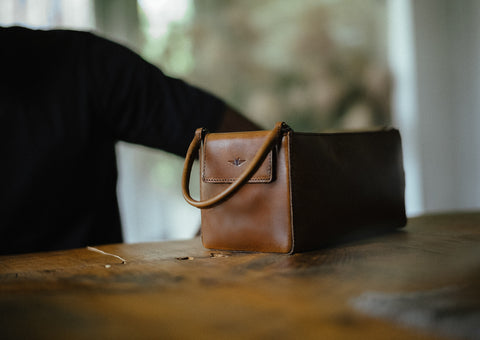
[1, 0, 480, 243]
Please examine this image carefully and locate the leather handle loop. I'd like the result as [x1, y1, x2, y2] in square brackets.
[182, 122, 287, 209]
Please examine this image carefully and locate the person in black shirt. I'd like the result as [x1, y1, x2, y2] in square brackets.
[0, 26, 259, 255]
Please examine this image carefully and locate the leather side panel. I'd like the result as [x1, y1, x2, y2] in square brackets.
[290, 129, 407, 252]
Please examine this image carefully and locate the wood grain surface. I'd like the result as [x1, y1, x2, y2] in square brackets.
[1, 212, 479, 339]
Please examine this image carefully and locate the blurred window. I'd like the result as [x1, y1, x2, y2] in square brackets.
[0, 0, 94, 29]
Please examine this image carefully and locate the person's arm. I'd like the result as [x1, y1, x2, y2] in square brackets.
[86, 31, 262, 153]
[216, 106, 262, 132]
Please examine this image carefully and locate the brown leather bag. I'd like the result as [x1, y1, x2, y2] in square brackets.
[182, 122, 406, 253]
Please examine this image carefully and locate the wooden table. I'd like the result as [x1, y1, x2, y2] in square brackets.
[1, 212, 479, 339]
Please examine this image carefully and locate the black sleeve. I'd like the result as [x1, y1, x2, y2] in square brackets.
[85, 32, 226, 156]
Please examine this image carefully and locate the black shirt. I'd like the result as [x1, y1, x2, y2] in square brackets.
[0, 27, 225, 255]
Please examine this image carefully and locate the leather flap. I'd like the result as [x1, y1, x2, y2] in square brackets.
[202, 130, 274, 184]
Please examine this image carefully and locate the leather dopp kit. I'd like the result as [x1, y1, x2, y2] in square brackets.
[182, 122, 406, 253]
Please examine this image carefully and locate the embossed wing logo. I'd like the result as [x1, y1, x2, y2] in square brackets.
[228, 157, 246, 167]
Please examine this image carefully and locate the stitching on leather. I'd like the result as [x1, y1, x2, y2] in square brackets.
[203, 177, 270, 183]
[203, 153, 272, 182]
[202, 134, 273, 183]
